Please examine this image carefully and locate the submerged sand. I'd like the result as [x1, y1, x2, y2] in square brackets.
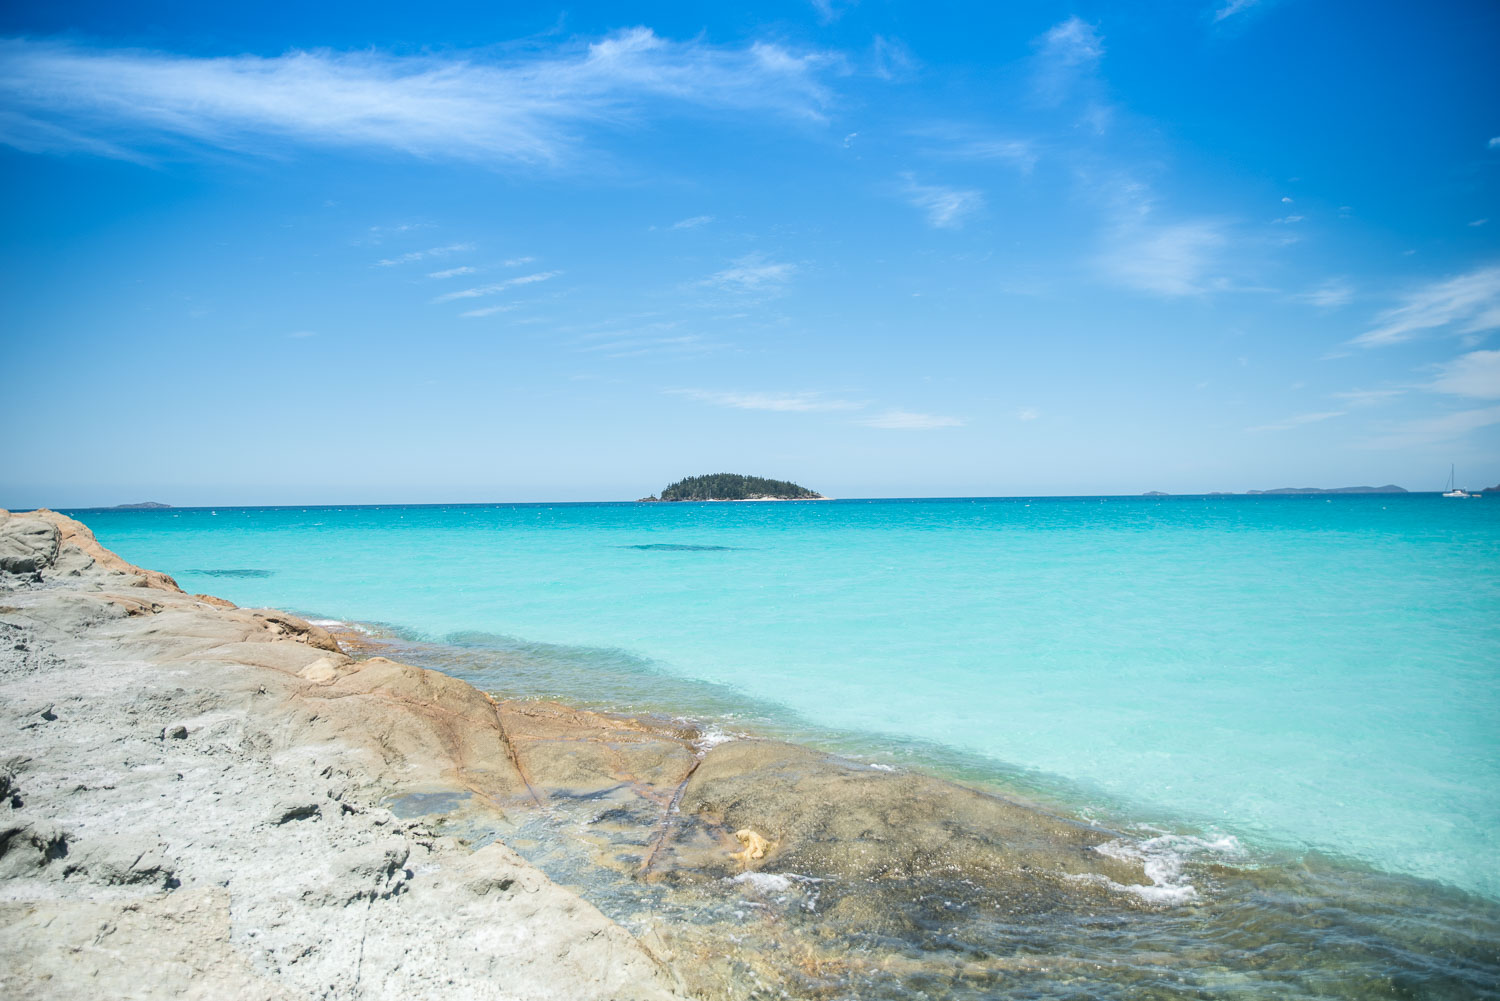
[2, 508, 1496, 1000]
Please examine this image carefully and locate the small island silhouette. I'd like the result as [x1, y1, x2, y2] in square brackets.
[638, 473, 824, 502]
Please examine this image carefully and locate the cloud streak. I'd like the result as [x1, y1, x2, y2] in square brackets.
[1350, 265, 1500, 347]
[700, 254, 795, 295]
[0, 29, 838, 165]
[1032, 17, 1102, 104]
[432, 270, 560, 303]
[901, 175, 983, 229]
[1427, 349, 1500, 399]
[1246, 410, 1345, 432]
[672, 389, 863, 412]
[860, 410, 965, 430]
[376, 243, 474, 267]
[1100, 219, 1226, 297]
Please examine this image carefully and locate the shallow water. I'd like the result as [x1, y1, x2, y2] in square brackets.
[70, 495, 1500, 904]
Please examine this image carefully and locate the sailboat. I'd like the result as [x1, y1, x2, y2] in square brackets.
[1442, 464, 1475, 498]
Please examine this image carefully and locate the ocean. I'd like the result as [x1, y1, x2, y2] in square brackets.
[72, 494, 1499, 905]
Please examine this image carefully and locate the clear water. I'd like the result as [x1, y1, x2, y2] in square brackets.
[68, 495, 1500, 900]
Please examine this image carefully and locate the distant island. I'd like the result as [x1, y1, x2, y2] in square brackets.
[1246, 485, 1407, 495]
[111, 501, 172, 509]
[639, 473, 825, 502]
[1143, 486, 1409, 496]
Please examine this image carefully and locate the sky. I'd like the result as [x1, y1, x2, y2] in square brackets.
[1, 0, 1497, 505]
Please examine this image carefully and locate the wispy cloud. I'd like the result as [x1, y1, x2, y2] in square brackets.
[1297, 279, 1354, 308]
[900, 174, 983, 229]
[376, 243, 474, 267]
[1017, 407, 1040, 421]
[1214, 0, 1262, 23]
[460, 304, 517, 318]
[859, 410, 965, 430]
[870, 35, 916, 81]
[1365, 405, 1500, 450]
[502, 256, 535, 267]
[670, 214, 714, 230]
[432, 270, 560, 304]
[427, 265, 476, 279]
[1032, 17, 1103, 104]
[1427, 349, 1500, 398]
[1332, 388, 1404, 407]
[1349, 264, 1500, 347]
[914, 127, 1037, 171]
[809, 0, 853, 25]
[0, 29, 838, 165]
[1247, 410, 1346, 432]
[701, 254, 796, 295]
[671, 389, 863, 412]
[287, 330, 317, 339]
[1100, 219, 1226, 297]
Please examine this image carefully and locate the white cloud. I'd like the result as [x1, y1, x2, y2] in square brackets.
[0, 29, 838, 165]
[1214, 0, 1262, 21]
[900, 174, 983, 229]
[432, 270, 560, 304]
[871, 35, 916, 81]
[1489, 137, 1500, 149]
[1272, 215, 1303, 224]
[671, 389, 862, 412]
[1246, 410, 1346, 432]
[1426, 349, 1500, 398]
[1349, 264, 1500, 347]
[1365, 405, 1500, 449]
[1332, 388, 1404, 407]
[1099, 219, 1226, 297]
[1032, 17, 1102, 104]
[376, 243, 474, 267]
[502, 256, 535, 267]
[1017, 407, 1040, 421]
[810, 0, 853, 24]
[701, 254, 795, 294]
[915, 129, 1037, 171]
[460, 304, 517, 318]
[1471, 219, 1488, 227]
[670, 215, 713, 230]
[860, 410, 965, 430]
[1297, 279, 1354, 308]
[427, 265, 476, 279]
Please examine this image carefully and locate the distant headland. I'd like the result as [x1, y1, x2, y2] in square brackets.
[110, 501, 172, 509]
[638, 473, 825, 502]
[1144, 485, 1409, 496]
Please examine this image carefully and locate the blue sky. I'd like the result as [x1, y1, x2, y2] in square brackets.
[1, 0, 1497, 504]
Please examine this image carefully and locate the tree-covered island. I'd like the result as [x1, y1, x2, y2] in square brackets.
[639, 473, 825, 502]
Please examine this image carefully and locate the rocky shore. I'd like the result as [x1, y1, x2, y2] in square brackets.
[4, 508, 1495, 1000]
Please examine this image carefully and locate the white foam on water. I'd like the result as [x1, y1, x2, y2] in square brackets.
[692, 726, 739, 755]
[730, 871, 793, 893]
[1087, 833, 1243, 906]
[868, 762, 896, 772]
[727, 871, 826, 911]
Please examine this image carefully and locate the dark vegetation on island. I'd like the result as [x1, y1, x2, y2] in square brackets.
[639, 474, 823, 502]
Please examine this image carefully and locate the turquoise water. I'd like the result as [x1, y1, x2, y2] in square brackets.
[70, 495, 1500, 899]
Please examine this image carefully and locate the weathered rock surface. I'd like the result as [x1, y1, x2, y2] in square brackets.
[0, 509, 684, 1001]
